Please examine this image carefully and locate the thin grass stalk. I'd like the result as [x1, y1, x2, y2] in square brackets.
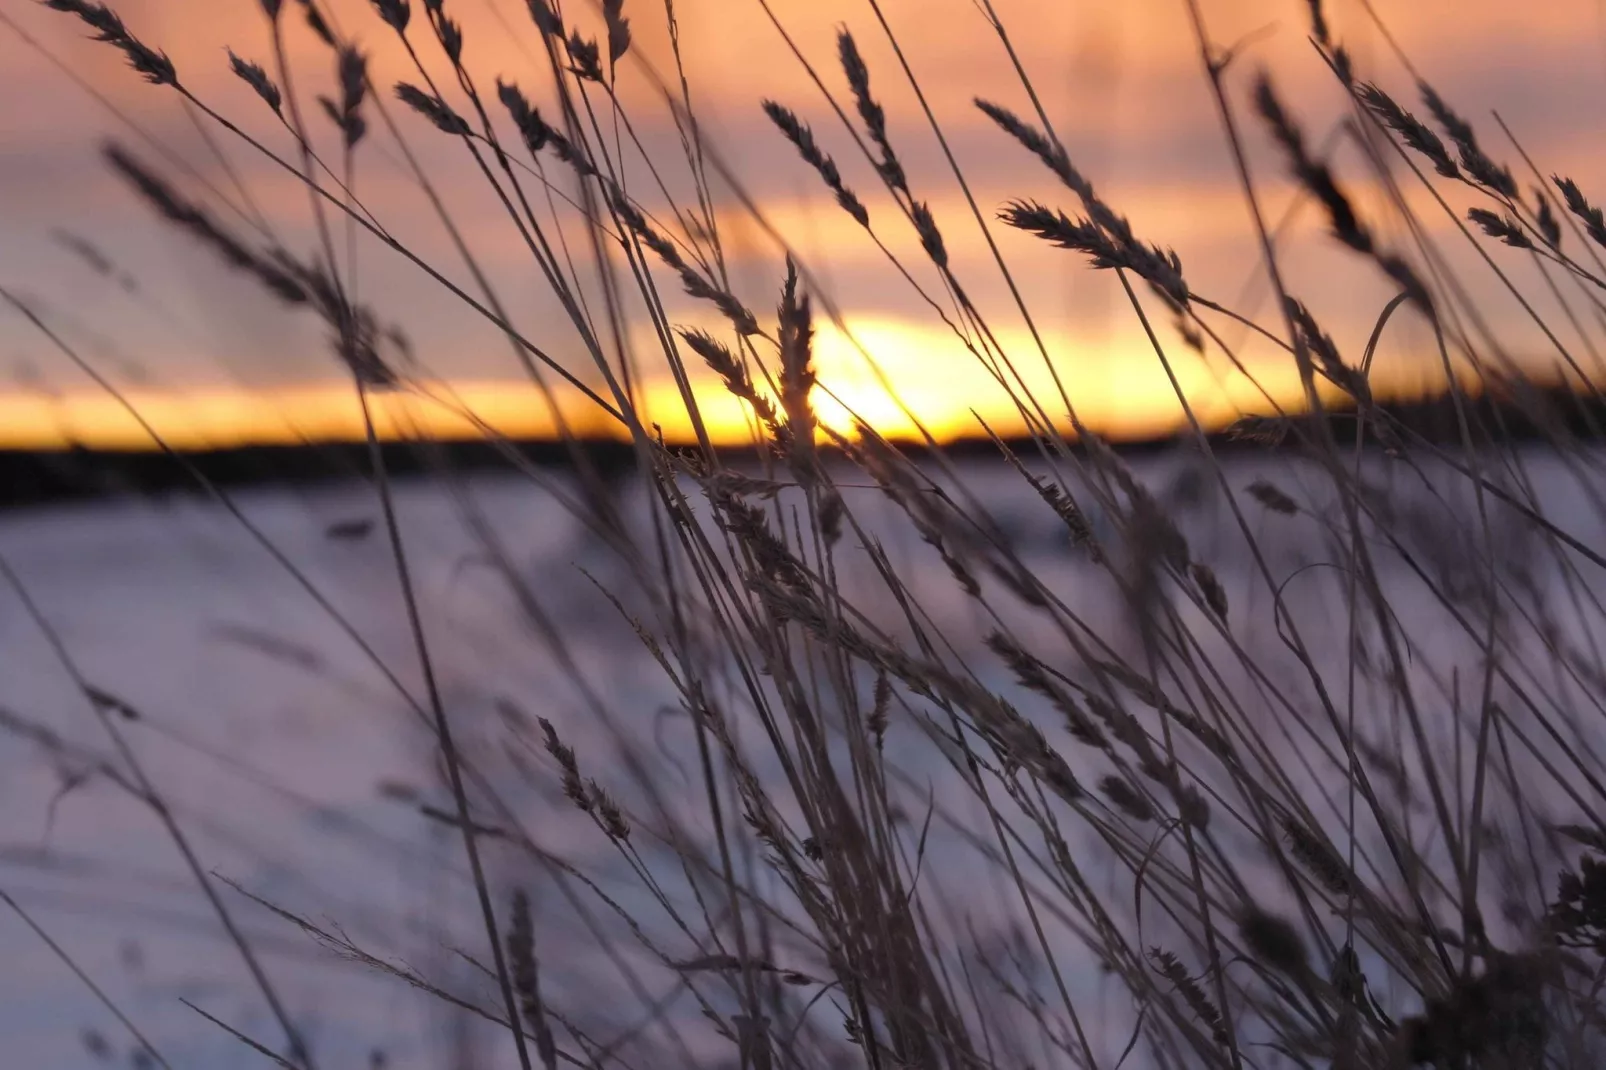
[355, 382, 536, 1070]
[0, 888, 176, 1070]
[0, 549, 315, 1065]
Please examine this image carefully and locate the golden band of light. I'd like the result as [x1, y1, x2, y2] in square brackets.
[0, 315, 1385, 450]
[0, 373, 1342, 451]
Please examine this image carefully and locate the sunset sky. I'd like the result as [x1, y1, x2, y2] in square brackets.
[1, 0, 1603, 448]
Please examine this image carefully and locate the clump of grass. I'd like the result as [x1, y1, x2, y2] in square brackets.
[25, 0, 1606, 1067]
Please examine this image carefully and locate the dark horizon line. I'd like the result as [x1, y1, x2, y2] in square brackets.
[0, 382, 1600, 509]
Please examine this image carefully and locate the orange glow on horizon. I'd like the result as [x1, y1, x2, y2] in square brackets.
[0, 312, 1386, 450]
[0, 356, 1358, 454]
[0, 377, 1325, 451]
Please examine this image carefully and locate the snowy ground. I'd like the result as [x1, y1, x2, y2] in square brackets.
[2, 447, 1603, 1068]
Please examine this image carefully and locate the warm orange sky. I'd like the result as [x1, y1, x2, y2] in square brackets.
[1, 0, 1603, 448]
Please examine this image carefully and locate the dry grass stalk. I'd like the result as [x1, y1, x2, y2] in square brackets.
[1238, 907, 1310, 979]
[1553, 176, 1606, 249]
[1283, 818, 1355, 897]
[396, 82, 472, 136]
[986, 631, 1108, 748]
[993, 444, 1098, 552]
[909, 200, 948, 268]
[1304, 0, 1329, 47]
[564, 32, 604, 83]
[1227, 413, 1292, 446]
[1247, 479, 1299, 515]
[45, 0, 178, 87]
[1356, 83, 1461, 181]
[1286, 298, 1371, 407]
[1468, 207, 1533, 250]
[1534, 187, 1564, 248]
[319, 46, 368, 148]
[712, 487, 811, 590]
[497, 80, 595, 175]
[1150, 947, 1229, 1045]
[999, 200, 1188, 309]
[777, 258, 818, 478]
[104, 140, 397, 385]
[602, 0, 632, 67]
[103, 143, 308, 306]
[296, 0, 335, 47]
[587, 781, 630, 841]
[763, 101, 870, 228]
[1189, 562, 1229, 622]
[974, 98, 1079, 191]
[228, 50, 282, 115]
[1101, 776, 1155, 823]
[1256, 75, 1434, 313]
[603, 189, 758, 335]
[867, 671, 891, 749]
[837, 29, 905, 194]
[506, 891, 559, 1070]
[373, 0, 409, 33]
[525, 0, 561, 36]
[981, 98, 1189, 310]
[1418, 82, 1516, 197]
[537, 716, 588, 812]
[39, 1, 1606, 1067]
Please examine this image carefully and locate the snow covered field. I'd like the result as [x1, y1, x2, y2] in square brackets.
[2, 447, 1602, 1068]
